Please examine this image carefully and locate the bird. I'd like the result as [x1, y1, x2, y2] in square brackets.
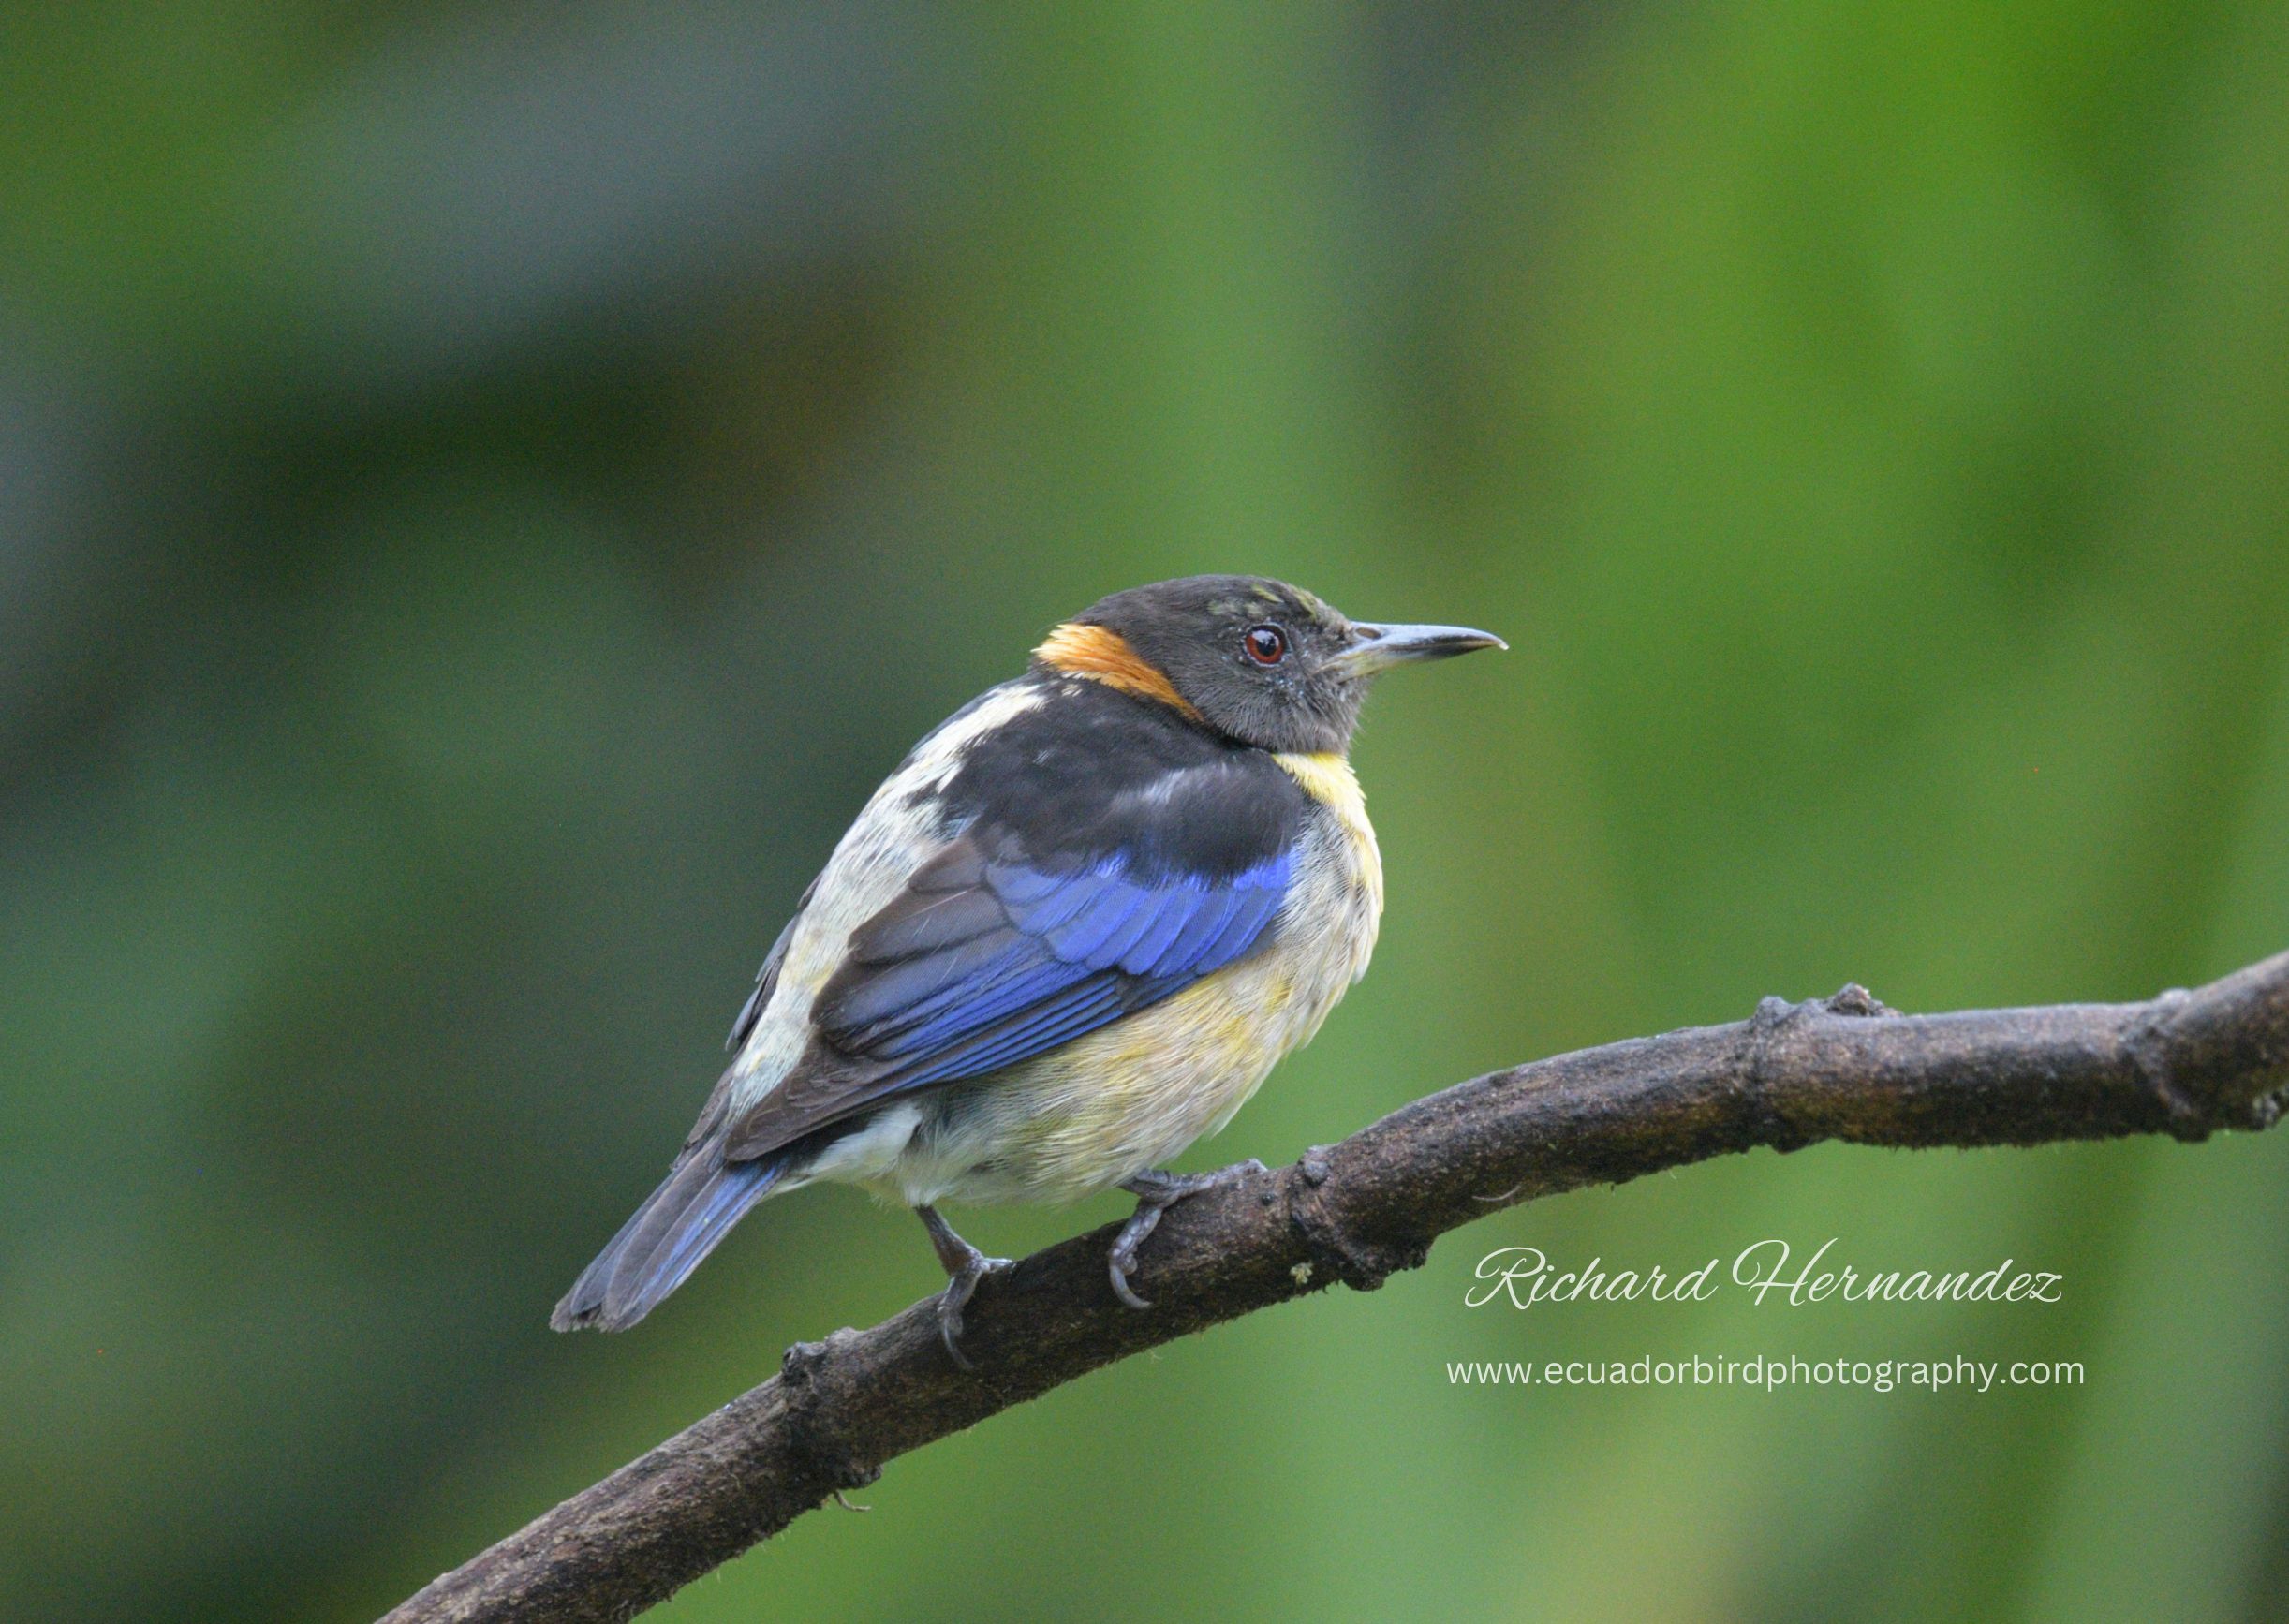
[551, 574, 1503, 1366]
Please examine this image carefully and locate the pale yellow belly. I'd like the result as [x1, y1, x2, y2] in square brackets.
[868, 754, 1383, 1207]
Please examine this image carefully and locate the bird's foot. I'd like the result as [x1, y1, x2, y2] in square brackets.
[1108, 1159, 1269, 1310]
[917, 1204, 1012, 1371]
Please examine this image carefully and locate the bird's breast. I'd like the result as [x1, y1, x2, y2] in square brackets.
[1272, 750, 1384, 967]
[889, 751, 1382, 1206]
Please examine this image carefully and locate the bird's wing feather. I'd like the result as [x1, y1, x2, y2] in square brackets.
[724, 873, 818, 1053]
[721, 751, 1302, 1160]
[826, 839, 1291, 1072]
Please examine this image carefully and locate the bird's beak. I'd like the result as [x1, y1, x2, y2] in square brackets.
[1331, 621, 1508, 678]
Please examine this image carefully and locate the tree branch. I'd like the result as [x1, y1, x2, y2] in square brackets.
[382, 949, 2289, 1624]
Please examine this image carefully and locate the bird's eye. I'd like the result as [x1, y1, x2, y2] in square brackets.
[1242, 624, 1289, 666]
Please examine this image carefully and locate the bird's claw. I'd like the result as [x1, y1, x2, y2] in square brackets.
[1107, 1247, 1154, 1311]
[1108, 1159, 1269, 1310]
[917, 1203, 1012, 1370]
[935, 1251, 1015, 1370]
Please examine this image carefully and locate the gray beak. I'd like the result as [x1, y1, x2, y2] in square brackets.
[1331, 621, 1508, 678]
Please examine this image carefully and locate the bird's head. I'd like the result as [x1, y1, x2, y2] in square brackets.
[1036, 574, 1504, 754]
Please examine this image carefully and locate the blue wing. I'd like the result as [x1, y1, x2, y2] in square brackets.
[819, 843, 1292, 1089]
[720, 839, 1294, 1161]
[718, 722, 1310, 1162]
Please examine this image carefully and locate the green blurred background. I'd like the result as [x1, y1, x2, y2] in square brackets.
[6, 3, 2288, 1619]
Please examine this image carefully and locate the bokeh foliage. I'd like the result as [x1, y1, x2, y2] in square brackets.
[3, 3, 2286, 1619]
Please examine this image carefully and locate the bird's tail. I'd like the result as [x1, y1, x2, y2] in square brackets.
[550, 1150, 788, 1332]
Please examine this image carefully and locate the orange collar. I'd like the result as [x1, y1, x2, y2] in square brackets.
[1033, 623, 1204, 721]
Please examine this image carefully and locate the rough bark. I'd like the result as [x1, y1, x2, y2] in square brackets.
[382, 949, 2289, 1624]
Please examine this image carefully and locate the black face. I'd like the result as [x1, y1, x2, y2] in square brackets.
[1075, 575, 1504, 754]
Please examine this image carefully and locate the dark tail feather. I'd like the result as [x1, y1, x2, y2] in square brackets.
[550, 1152, 786, 1332]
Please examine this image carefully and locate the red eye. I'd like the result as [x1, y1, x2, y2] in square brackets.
[1243, 624, 1288, 666]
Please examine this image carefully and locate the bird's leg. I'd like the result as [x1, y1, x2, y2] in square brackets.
[916, 1204, 1013, 1371]
[1108, 1159, 1268, 1310]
